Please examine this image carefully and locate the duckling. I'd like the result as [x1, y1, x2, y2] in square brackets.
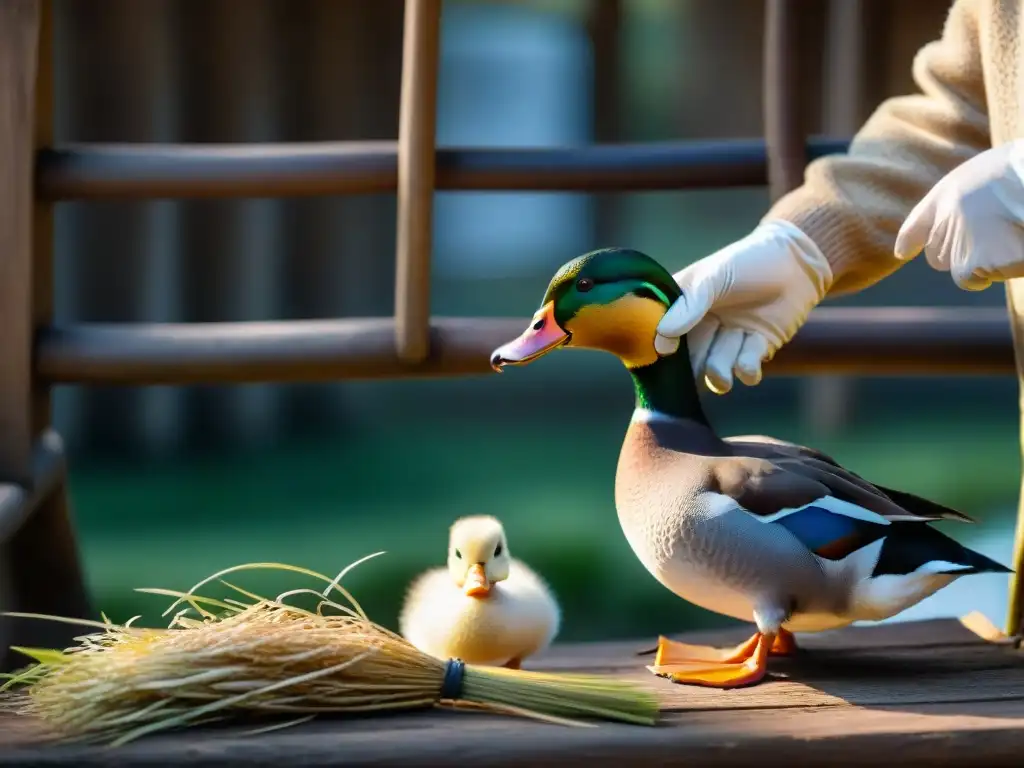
[398, 515, 560, 669]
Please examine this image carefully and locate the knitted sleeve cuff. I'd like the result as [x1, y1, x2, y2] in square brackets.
[763, 184, 906, 297]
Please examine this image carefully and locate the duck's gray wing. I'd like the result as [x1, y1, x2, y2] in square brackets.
[724, 437, 972, 523]
[712, 457, 833, 516]
[863, 483, 974, 524]
[725, 434, 841, 465]
[711, 457, 894, 561]
[716, 456, 1005, 574]
[724, 436, 885, 500]
[715, 453, 933, 522]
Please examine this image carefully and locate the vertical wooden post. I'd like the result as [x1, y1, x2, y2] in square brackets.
[763, 0, 806, 202]
[823, 0, 868, 133]
[32, 0, 54, 445]
[394, 0, 442, 364]
[181, 0, 286, 451]
[0, 0, 42, 488]
[800, 0, 868, 441]
[0, 0, 42, 672]
[0, 0, 91, 670]
[587, 0, 622, 247]
[1008, 500, 1024, 636]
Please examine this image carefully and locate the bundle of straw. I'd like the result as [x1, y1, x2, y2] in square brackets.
[1, 553, 659, 745]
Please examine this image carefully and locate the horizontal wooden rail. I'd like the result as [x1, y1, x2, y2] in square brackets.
[0, 429, 65, 545]
[33, 307, 1014, 386]
[35, 137, 851, 200]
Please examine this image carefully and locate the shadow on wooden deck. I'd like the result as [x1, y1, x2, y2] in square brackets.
[2, 617, 1023, 767]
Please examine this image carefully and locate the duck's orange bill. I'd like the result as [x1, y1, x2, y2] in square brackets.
[464, 563, 491, 598]
[490, 301, 569, 372]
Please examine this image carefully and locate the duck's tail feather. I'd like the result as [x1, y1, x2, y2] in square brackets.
[873, 522, 1012, 577]
[873, 484, 975, 523]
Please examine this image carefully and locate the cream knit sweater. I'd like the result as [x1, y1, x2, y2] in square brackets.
[766, 0, 1016, 297]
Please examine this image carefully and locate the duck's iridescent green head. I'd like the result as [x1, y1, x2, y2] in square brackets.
[490, 247, 683, 372]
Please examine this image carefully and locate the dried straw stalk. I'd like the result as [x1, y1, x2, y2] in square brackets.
[1, 554, 659, 745]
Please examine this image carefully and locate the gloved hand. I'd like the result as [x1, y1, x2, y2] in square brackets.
[895, 140, 1024, 290]
[655, 220, 833, 394]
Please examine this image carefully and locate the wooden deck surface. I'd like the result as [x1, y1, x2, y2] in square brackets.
[2, 617, 1023, 767]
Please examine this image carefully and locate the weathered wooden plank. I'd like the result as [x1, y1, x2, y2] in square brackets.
[4, 700, 1024, 767]
[541, 616, 1018, 675]
[542, 642, 1024, 677]
[2, 619, 1022, 766]
[541, 616, 1015, 666]
[0, 0, 41, 486]
[658, 664, 1024, 712]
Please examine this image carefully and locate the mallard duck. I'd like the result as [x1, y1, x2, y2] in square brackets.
[489, 247, 1011, 689]
[398, 515, 561, 669]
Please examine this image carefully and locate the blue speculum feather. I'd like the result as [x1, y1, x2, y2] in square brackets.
[772, 505, 885, 561]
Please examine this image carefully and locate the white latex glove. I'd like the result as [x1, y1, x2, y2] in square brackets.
[895, 140, 1024, 290]
[655, 220, 833, 394]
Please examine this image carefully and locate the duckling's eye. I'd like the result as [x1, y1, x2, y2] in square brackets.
[576, 277, 594, 293]
[494, 543, 503, 557]
[454, 549, 462, 559]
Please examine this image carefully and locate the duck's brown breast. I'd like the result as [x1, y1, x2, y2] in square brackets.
[615, 419, 718, 566]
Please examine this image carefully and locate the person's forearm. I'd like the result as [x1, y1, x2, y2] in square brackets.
[765, 0, 990, 297]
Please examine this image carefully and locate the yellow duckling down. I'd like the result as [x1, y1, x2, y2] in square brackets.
[398, 515, 561, 669]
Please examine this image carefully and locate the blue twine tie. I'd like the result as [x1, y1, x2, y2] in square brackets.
[439, 658, 466, 701]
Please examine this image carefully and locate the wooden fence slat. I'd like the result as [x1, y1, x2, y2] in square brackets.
[394, 0, 442, 363]
[35, 138, 852, 200]
[31, 0, 53, 440]
[30, 308, 1016, 386]
[0, 0, 91, 673]
[764, 0, 808, 200]
[0, 0, 41, 486]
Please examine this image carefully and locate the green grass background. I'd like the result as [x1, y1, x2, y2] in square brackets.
[69, 410, 1021, 643]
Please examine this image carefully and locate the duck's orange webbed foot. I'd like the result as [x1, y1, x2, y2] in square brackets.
[652, 633, 760, 665]
[651, 628, 797, 666]
[770, 628, 798, 657]
[648, 632, 778, 689]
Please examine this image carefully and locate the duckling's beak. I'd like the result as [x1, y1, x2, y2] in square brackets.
[464, 563, 491, 598]
[490, 301, 569, 373]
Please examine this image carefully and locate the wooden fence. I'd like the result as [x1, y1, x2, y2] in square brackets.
[1, 0, 1021, 668]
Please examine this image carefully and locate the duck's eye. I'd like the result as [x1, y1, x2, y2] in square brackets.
[494, 543, 503, 557]
[454, 549, 462, 559]
[576, 277, 594, 293]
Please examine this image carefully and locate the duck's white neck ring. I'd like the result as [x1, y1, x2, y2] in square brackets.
[631, 407, 685, 424]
